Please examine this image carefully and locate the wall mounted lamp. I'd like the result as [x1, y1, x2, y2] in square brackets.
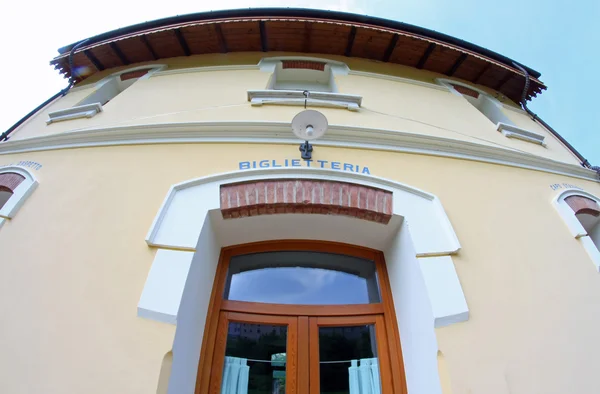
[291, 109, 328, 160]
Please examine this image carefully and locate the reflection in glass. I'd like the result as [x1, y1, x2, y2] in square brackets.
[319, 325, 381, 394]
[225, 251, 380, 305]
[221, 322, 287, 394]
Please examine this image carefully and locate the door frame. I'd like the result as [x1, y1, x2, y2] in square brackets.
[195, 240, 407, 394]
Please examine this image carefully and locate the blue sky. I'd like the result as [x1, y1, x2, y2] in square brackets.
[2, 0, 598, 164]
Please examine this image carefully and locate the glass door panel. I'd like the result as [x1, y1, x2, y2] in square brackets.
[309, 316, 392, 394]
[211, 312, 298, 394]
[319, 324, 379, 394]
[210, 314, 392, 394]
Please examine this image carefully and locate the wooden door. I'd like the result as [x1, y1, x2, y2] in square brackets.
[198, 240, 406, 394]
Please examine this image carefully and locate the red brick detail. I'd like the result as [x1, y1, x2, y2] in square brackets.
[451, 84, 479, 98]
[120, 69, 150, 81]
[0, 172, 25, 193]
[220, 179, 393, 224]
[282, 61, 326, 71]
[565, 195, 600, 217]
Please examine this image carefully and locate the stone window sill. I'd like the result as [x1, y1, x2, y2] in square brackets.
[497, 122, 546, 146]
[247, 90, 362, 111]
[47, 102, 103, 125]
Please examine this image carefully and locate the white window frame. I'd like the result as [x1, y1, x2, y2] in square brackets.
[248, 57, 362, 111]
[47, 64, 166, 124]
[553, 188, 600, 271]
[437, 78, 546, 146]
[0, 166, 38, 229]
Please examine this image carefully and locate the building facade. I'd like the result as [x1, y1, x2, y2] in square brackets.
[1, 8, 600, 394]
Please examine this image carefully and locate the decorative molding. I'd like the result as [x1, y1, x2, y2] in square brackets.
[46, 103, 103, 124]
[0, 166, 38, 220]
[145, 167, 460, 257]
[152, 64, 259, 77]
[0, 121, 596, 182]
[220, 179, 393, 223]
[138, 249, 194, 324]
[168, 216, 446, 393]
[418, 255, 469, 327]
[350, 70, 448, 92]
[553, 188, 600, 271]
[580, 236, 600, 272]
[497, 122, 546, 146]
[248, 90, 362, 111]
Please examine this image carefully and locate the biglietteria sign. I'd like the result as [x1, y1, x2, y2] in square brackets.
[239, 159, 371, 174]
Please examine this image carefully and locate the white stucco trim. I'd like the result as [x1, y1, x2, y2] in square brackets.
[248, 90, 362, 111]
[497, 122, 546, 146]
[145, 167, 461, 257]
[419, 255, 469, 327]
[580, 236, 600, 271]
[164, 212, 447, 394]
[553, 188, 600, 271]
[46, 102, 103, 124]
[0, 166, 38, 220]
[136, 169, 467, 394]
[0, 121, 595, 181]
[138, 249, 194, 324]
[553, 189, 600, 238]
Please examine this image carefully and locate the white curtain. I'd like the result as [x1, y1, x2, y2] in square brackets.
[349, 358, 381, 394]
[221, 356, 250, 394]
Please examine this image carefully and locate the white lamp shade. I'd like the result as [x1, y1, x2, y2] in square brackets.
[291, 110, 328, 141]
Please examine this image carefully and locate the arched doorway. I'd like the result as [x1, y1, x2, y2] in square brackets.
[142, 168, 467, 394]
[196, 241, 406, 394]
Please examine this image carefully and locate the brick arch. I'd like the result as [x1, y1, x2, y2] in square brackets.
[565, 195, 600, 217]
[220, 179, 393, 224]
[0, 172, 25, 193]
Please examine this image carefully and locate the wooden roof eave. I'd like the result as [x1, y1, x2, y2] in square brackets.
[49, 15, 546, 102]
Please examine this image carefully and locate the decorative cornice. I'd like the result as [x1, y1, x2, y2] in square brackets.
[0, 121, 596, 181]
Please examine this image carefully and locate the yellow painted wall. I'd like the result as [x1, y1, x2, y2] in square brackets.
[0, 142, 599, 393]
[9, 52, 580, 166]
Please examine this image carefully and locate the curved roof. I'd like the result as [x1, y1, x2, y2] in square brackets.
[51, 8, 546, 103]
